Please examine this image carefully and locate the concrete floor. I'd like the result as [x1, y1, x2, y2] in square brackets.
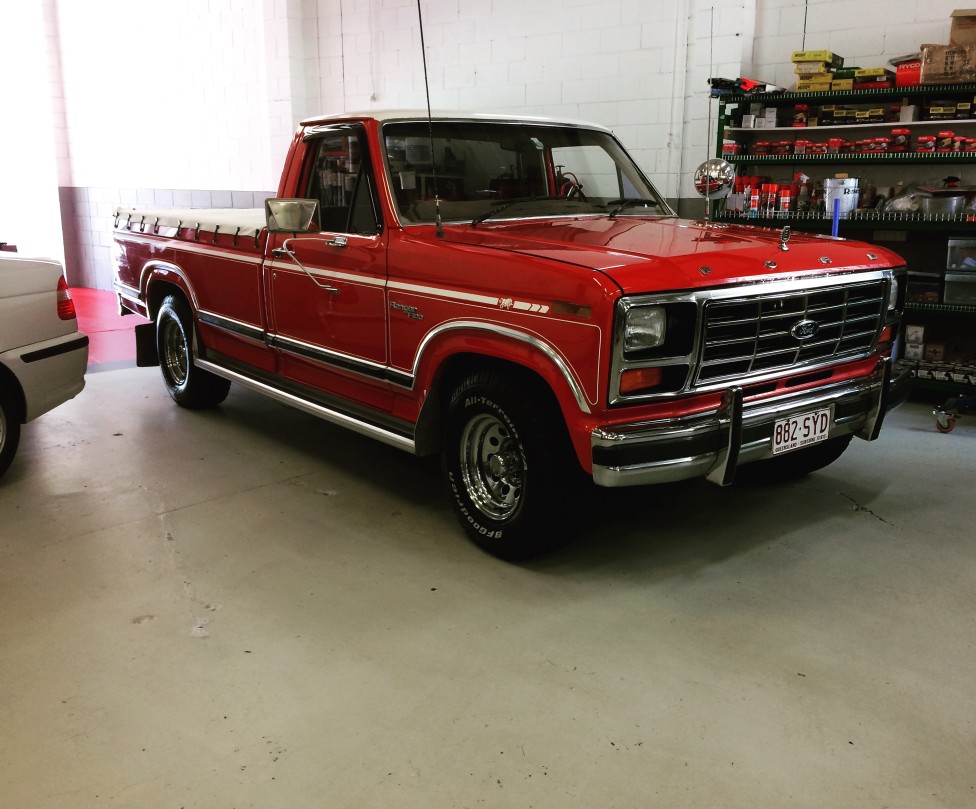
[1, 364, 974, 808]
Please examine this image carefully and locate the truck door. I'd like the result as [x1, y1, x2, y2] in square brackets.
[266, 125, 390, 412]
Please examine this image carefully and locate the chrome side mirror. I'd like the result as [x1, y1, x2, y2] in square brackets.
[265, 198, 320, 233]
[694, 159, 736, 200]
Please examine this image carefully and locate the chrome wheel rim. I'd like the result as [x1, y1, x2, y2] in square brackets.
[459, 413, 524, 521]
[161, 318, 188, 386]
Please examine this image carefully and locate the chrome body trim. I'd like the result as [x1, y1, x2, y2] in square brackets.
[591, 359, 907, 488]
[609, 268, 900, 405]
[410, 320, 593, 413]
[195, 358, 416, 453]
[198, 310, 266, 342]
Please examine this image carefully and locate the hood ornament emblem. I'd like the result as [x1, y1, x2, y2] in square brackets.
[778, 225, 791, 252]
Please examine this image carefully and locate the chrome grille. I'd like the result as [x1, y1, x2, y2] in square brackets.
[696, 280, 886, 384]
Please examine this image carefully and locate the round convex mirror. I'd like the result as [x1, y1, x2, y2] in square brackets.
[694, 158, 736, 200]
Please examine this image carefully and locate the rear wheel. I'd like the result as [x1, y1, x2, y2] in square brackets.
[157, 294, 230, 408]
[0, 387, 22, 479]
[740, 434, 854, 483]
[442, 370, 579, 560]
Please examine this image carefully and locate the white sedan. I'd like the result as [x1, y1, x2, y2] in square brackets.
[0, 255, 89, 478]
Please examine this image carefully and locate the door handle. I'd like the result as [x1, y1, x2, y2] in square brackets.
[324, 235, 348, 248]
[272, 248, 289, 259]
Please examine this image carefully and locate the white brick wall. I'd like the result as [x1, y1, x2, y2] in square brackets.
[54, 0, 274, 192]
[0, 0, 65, 262]
[3, 0, 973, 279]
[751, 0, 965, 90]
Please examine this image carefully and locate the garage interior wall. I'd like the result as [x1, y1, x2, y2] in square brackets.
[3, 0, 964, 289]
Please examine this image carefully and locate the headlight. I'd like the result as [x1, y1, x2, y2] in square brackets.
[624, 306, 666, 352]
[888, 277, 899, 310]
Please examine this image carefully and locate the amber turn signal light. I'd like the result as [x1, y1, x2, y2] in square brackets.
[619, 367, 663, 394]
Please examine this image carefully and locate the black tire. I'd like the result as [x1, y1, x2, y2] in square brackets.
[442, 370, 580, 560]
[740, 434, 854, 484]
[157, 294, 231, 408]
[0, 386, 22, 480]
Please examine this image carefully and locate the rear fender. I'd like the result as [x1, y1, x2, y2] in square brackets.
[142, 261, 199, 320]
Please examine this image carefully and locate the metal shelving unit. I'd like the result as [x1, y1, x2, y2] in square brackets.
[714, 84, 976, 393]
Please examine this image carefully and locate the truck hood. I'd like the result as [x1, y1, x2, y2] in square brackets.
[444, 217, 903, 294]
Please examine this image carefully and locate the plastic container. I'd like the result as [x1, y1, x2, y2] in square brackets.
[824, 178, 860, 218]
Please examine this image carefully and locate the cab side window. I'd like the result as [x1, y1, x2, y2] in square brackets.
[305, 130, 380, 235]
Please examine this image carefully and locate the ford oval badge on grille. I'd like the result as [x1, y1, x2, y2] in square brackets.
[791, 319, 819, 340]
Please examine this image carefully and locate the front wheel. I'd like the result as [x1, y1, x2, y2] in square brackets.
[0, 387, 22, 479]
[157, 294, 231, 409]
[442, 371, 579, 560]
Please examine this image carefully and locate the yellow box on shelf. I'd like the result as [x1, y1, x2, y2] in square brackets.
[791, 50, 844, 67]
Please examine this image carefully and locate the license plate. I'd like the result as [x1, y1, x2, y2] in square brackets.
[772, 407, 831, 455]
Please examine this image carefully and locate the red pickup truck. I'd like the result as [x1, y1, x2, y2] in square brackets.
[112, 111, 909, 558]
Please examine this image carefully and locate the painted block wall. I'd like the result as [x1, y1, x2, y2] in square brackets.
[5, 0, 974, 287]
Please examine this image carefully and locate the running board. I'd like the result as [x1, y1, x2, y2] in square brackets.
[195, 358, 417, 454]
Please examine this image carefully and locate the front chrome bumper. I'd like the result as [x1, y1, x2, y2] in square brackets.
[591, 358, 912, 487]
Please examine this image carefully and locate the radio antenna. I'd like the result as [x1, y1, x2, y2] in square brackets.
[416, 0, 443, 237]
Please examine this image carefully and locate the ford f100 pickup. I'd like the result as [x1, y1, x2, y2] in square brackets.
[112, 111, 910, 558]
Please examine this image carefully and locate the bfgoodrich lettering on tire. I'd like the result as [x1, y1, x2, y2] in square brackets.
[442, 369, 579, 560]
[156, 294, 231, 409]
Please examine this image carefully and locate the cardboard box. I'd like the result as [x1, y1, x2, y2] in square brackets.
[905, 324, 926, 343]
[854, 67, 895, 78]
[791, 50, 844, 68]
[904, 342, 925, 361]
[794, 67, 834, 79]
[920, 44, 976, 84]
[950, 9, 976, 46]
[831, 79, 854, 90]
[896, 61, 922, 86]
[795, 80, 833, 92]
[924, 342, 948, 363]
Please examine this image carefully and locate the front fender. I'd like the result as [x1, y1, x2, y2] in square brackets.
[410, 322, 598, 468]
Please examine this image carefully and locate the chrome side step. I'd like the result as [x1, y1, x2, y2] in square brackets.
[195, 358, 417, 454]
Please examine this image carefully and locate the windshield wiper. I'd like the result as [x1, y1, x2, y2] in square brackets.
[607, 198, 660, 218]
[471, 195, 565, 226]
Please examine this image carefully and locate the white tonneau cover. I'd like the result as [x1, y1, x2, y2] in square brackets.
[114, 207, 266, 238]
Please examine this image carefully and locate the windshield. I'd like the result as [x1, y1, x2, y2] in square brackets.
[382, 120, 672, 225]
